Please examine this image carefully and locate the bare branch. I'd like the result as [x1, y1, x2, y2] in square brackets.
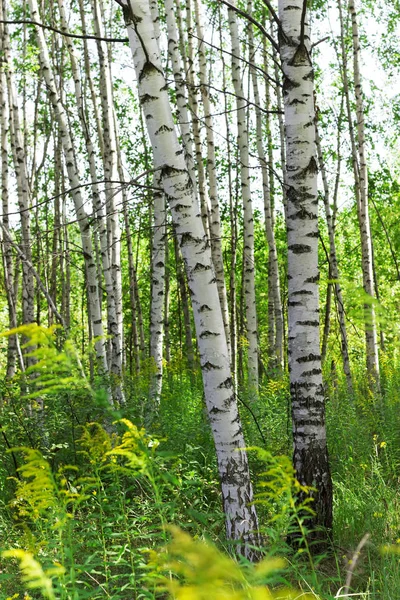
[0, 19, 128, 43]
[218, 0, 279, 52]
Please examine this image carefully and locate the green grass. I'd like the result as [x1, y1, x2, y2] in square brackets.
[0, 326, 399, 598]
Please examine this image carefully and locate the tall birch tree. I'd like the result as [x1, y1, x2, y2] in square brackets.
[117, 0, 260, 555]
[278, 0, 333, 536]
[227, 1, 259, 392]
[27, 0, 109, 382]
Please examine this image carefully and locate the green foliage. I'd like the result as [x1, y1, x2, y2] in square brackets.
[149, 526, 308, 600]
[1, 326, 400, 599]
[2, 549, 64, 600]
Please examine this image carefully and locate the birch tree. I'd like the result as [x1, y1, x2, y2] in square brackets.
[347, 0, 380, 388]
[1, 0, 35, 368]
[227, 1, 259, 392]
[27, 0, 109, 381]
[117, 0, 260, 554]
[148, 171, 166, 419]
[278, 0, 333, 536]
[0, 48, 18, 378]
[247, 0, 284, 370]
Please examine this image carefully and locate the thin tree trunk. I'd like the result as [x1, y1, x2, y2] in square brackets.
[28, 0, 109, 381]
[164, 225, 171, 364]
[218, 14, 238, 387]
[91, 0, 125, 400]
[227, 2, 259, 392]
[339, 0, 379, 388]
[148, 171, 166, 421]
[0, 59, 18, 378]
[2, 0, 35, 370]
[58, 0, 124, 402]
[173, 234, 195, 370]
[248, 0, 283, 370]
[183, 0, 210, 238]
[194, 0, 230, 355]
[278, 0, 333, 538]
[315, 106, 353, 394]
[118, 0, 260, 555]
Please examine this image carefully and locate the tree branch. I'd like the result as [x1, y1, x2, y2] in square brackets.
[218, 0, 279, 52]
[0, 19, 129, 43]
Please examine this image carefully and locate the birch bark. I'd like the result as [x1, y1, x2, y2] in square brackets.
[148, 171, 166, 418]
[278, 0, 333, 536]
[118, 0, 260, 554]
[227, 3, 259, 392]
[27, 0, 109, 379]
[165, 0, 196, 188]
[247, 1, 284, 370]
[57, 0, 124, 403]
[183, 0, 210, 238]
[1, 0, 35, 369]
[347, 0, 380, 387]
[173, 234, 195, 370]
[0, 60, 18, 378]
[194, 0, 230, 355]
[315, 108, 353, 394]
[91, 0, 125, 395]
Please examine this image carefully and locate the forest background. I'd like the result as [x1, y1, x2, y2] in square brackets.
[0, 0, 400, 598]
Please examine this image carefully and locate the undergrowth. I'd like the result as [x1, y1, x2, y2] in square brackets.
[0, 325, 399, 599]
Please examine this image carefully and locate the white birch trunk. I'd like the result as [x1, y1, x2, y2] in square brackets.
[148, 171, 166, 419]
[1, 0, 35, 370]
[194, 0, 230, 356]
[58, 0, 124, 403]
[247, 1, 284, 370]
[227, 4, 259, 392]
[91, 0, 124, 393]
[315, 112, 353, 395]
[28, 0, 109, 378]
[184, 0, 211, 238]
[278, 0, 333, 535]
[347, 0, 380, 387]
[118, 0, 260, 554]
[0, 60, 18, 378]
[165, 0, 197, 198]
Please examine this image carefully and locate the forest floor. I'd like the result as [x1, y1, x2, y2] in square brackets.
[0, 347, 399, 599]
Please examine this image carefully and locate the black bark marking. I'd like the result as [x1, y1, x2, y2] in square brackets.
[202, 361, 222, 371]
[297, 353, 321, 363]
[218, 377, 233, 389]
[296, 320, 319, 327]
[140, 93, 158, 105]
[192, 262, 211, 272]
[199, 330, 220, 339]
[288, 43, 311, 67]
[139, 61, 163, 82]
[180, 232, 202, 246]
[289, 244, 312, 254]
[199, 304, 212, 312]
[155, 124, 173, 136]
[301, 368, 322, 377]
[305, 274, 319, 283]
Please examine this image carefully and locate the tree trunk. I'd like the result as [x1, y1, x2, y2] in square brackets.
[173, 234, 195, 370]
[227, 2, 259, 393]
[118, 0, 260, 555]
[148, 171, 166, 421]
[2, 0, 35, 370]
[338, 0, 379, 389]
[91, 0, 125, 401]
[248, 0, 284, 370]
[0, 57, 18, 378]
[28, 0, 109, 381]
[194, 0, 230, 355]
[278, 0, 333, 538]
[315, 107, 353, 394]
